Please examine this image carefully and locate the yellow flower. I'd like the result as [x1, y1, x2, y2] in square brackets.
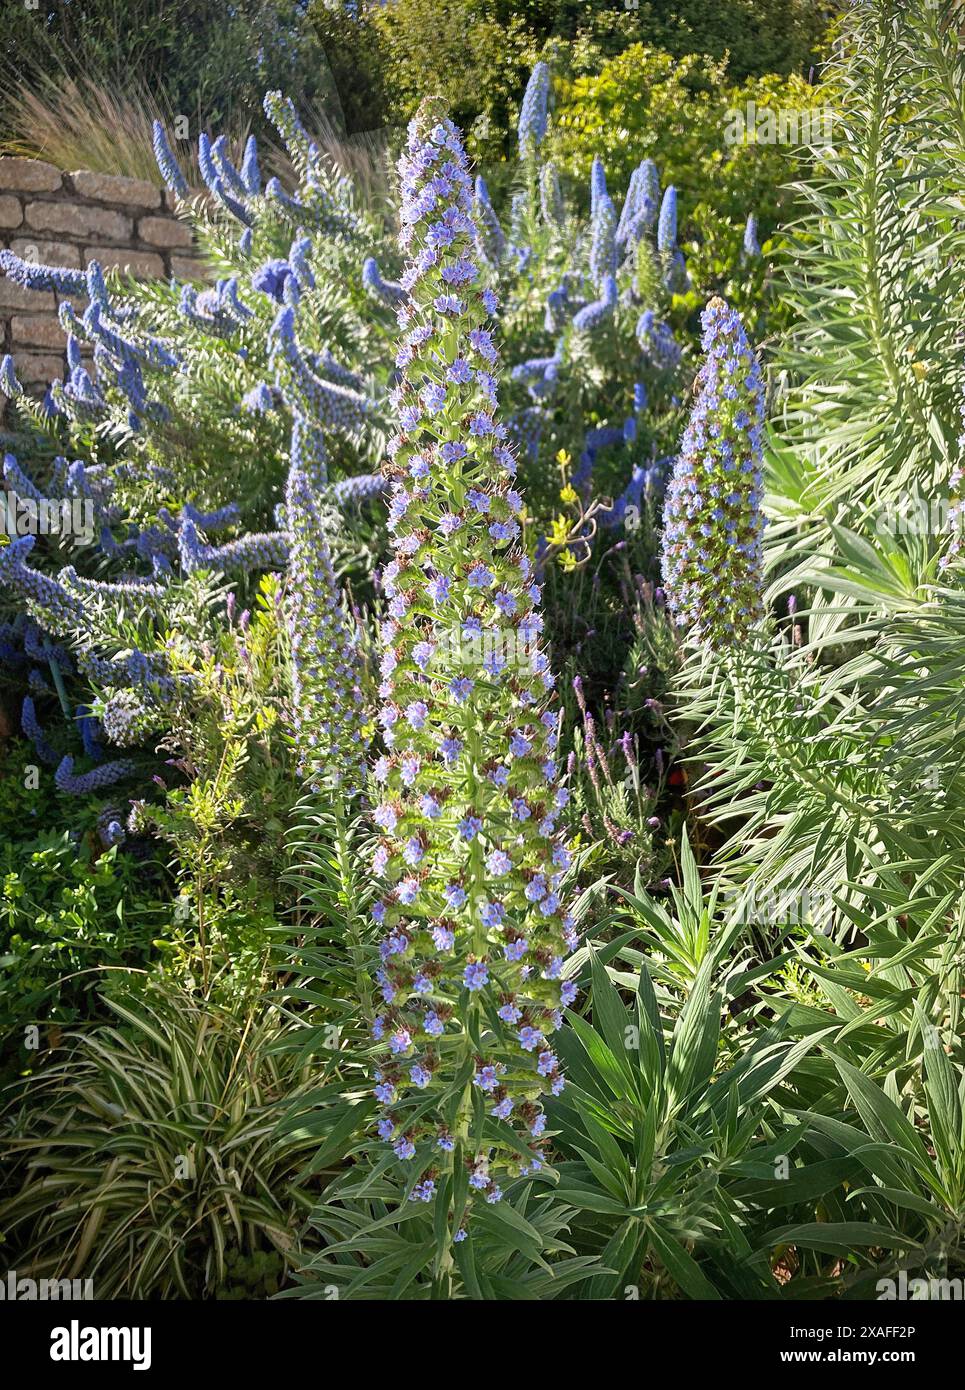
[559, 483, 578, 505]
[549, 514, 571, 546]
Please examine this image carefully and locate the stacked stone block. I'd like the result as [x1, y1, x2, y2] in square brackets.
[0, 156, 205, 403]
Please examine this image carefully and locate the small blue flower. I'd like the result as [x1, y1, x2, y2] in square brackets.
[463, 961, 489, 991]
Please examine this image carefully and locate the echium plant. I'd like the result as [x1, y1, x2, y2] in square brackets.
[284, 436, 369, 794]
[660, 297, 765, 644]
[370, 98, 578, 1232]
[517, 61, 550, 162]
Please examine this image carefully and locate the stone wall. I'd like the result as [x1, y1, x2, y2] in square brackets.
[0, 155, 206, 399]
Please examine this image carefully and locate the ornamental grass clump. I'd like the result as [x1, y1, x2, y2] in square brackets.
[660, 296, 765, 644]
[370, 98, 577, 1231]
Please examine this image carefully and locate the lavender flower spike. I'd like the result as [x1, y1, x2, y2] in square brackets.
[657, 185, 677, 255]
[21, 696, 59, 766]
[1, 354, 23, 397]
[269, 304, 369, 431]
[660, 297, 766, 643]
[55, 755, 135, 795]
[241, 135, 261, 195]
[151, 120, 188, 198]
[590, 156, 608, 215]
[330, 472, 386, 507]
[518, 62, 550, 159]
[0, 248, 87, 296]
[285, 463, 368, 793]
[372, 97, 575, 1223]
[0, 536, 85, 633]
[177, 518, 288, 575]
[589, 194, 617, 291]
[572, 274, 617, 332]
[362, 256, 405, 307]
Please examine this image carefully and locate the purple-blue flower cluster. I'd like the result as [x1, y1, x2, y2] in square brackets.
[661, 297, 766, 642]
[269, 304, 369, 433]
[21, 696, 59, 766]
[285, 461, 368, 793]
[362, 256, 405, 306]
[370, 98, 576, 1225]
[636, 309, 682, 373]
[55, 755, 135, 796]
[0, 537, 85, 633]
[151, 120, 189, 198]
[177, 517, 288, 575]
[518, 62, 550, 159]
[657, 185, 677, 255]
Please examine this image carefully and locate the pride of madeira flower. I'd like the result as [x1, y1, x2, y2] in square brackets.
[371, 97, 577, 1226]
[285, 450, 369, 795]
[660, 296, 765, 643]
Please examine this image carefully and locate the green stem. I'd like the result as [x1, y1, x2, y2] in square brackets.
[44, 638, 71, 718]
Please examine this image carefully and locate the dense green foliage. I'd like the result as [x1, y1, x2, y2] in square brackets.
[0, 0, 332, 135]
[313, 0, 834, 154]
[1, 989, 321, 1297]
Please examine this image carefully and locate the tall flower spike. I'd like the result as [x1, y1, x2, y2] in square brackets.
[616, 158, 660, 250]
[0, 248, 87, 296]
[660, 297, 766, 643]
[657, 185, 677, 255]
[538, 162, 564, 228]
[177, 518, 288, 575]
[55, 755, 135, 795]
[589, 193, 617, 291]
[211, 135, 249, 201]
[372, 97, 576, 1223]
[362, 256, 405, 307]
[269, 304, 369, 431]
[290, 412, 329, 489]
[3, 452, 43, 501]
[330, 472, 386, 507]
[1, 354, 23, 397]
[151, 122, 188, 197]
[640, 159, 661, 217]
[518, 62, 550, 160]
[0, 536, 85, 633]
[241, 135, 261, 196]
[589, 156, 608, 215]
[21, 696, 59, 767]
[572, 273, 617, 332]
[615, 164, 643, 247]
[285, 462, 368, 793]
[472, 177, 505, 267]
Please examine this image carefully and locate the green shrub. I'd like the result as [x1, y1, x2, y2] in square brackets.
[311, 2, 837, 168]
[552, 48, 815, 218]
[369, 0, 538, 163]
[308, 1, 392, 137]
[549, 45, 834, 324]
[0, 749, 166, 1075]
[0, 0, 334, 141]
[553, 1, 835, 80]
